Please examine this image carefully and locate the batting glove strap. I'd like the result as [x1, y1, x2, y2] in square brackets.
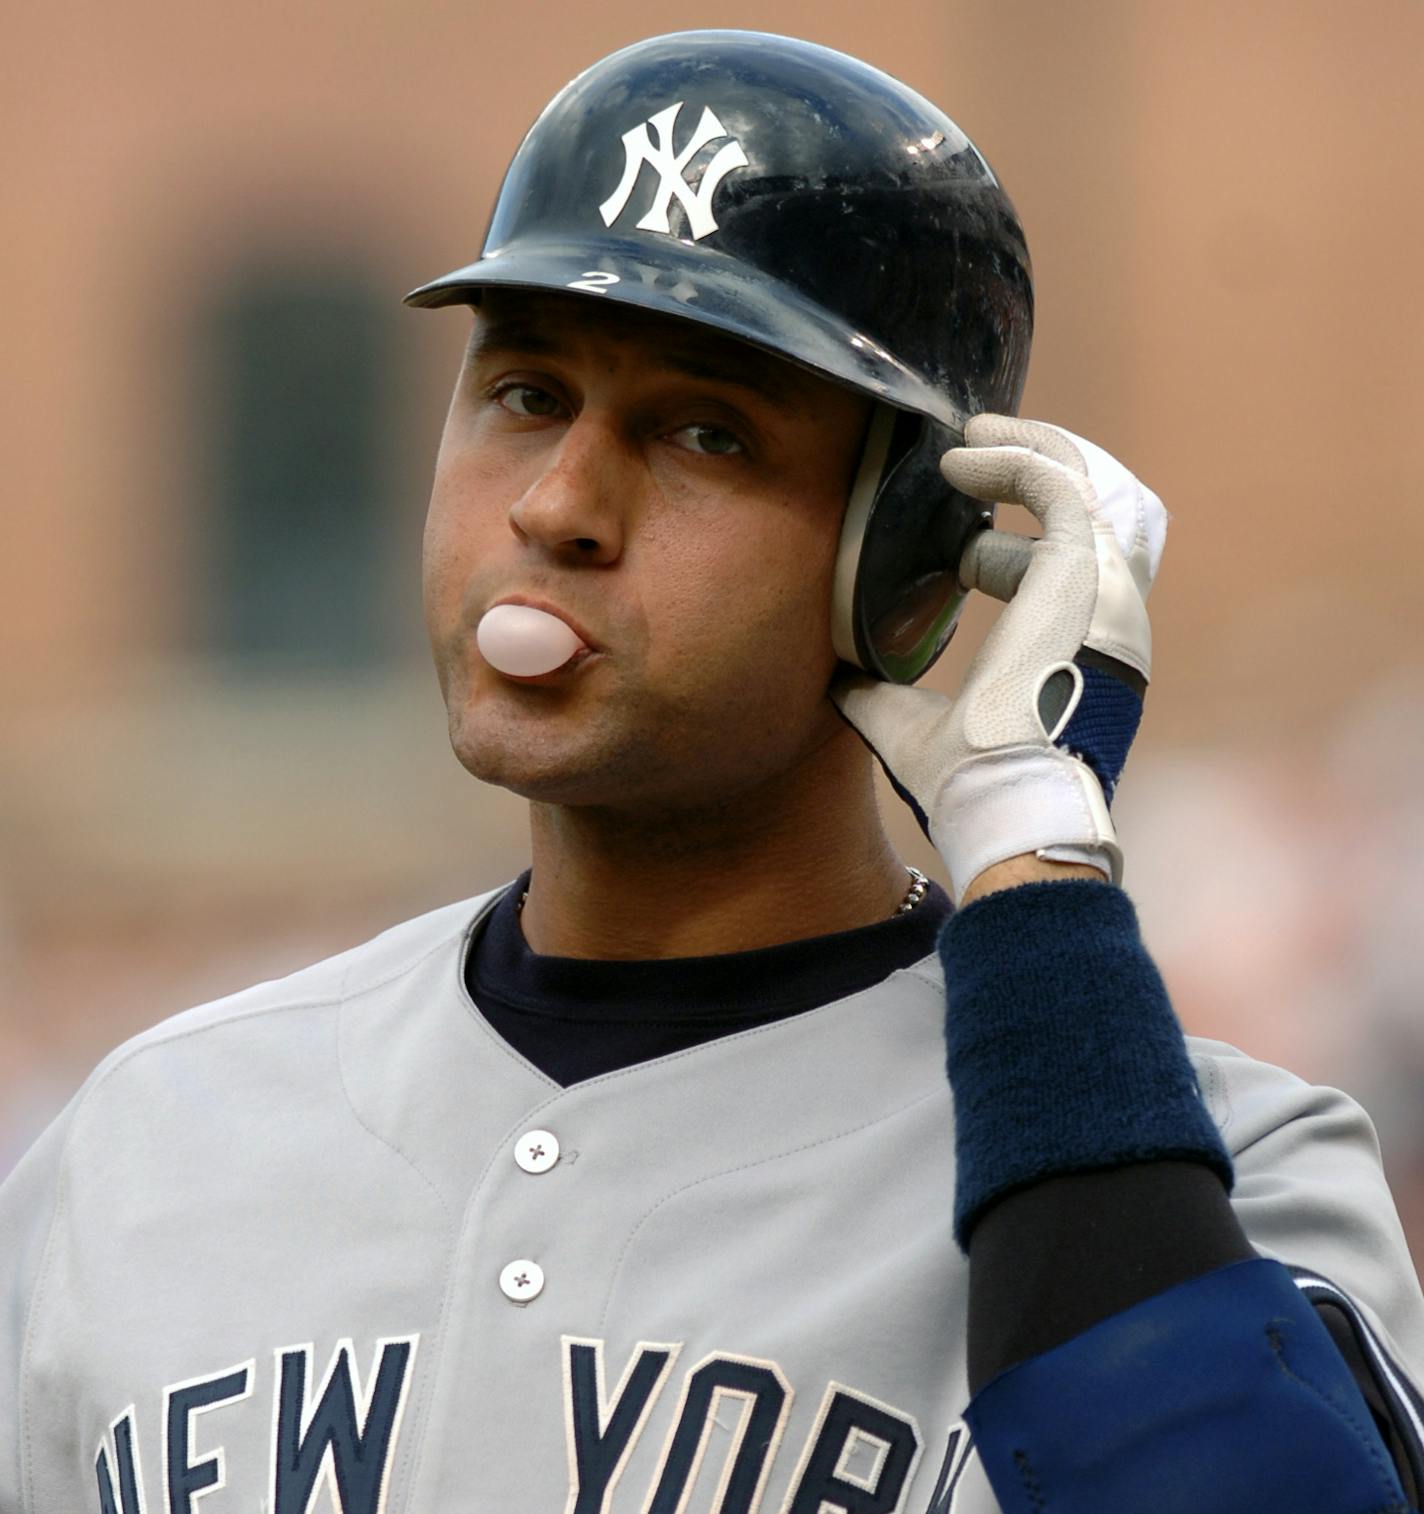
[930, 748, 1123, 901]
[939, 880, 1231, 1249]
[965, 1258, 1414, 1514]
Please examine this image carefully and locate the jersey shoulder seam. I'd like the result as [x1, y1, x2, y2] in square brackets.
[334, 889, 503, 1006]
[68, 889, 500, 1093]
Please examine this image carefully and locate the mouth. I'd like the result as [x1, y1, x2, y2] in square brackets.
[490, 595, 600, 651]
[476, 596, 600, 682]
[490, 650, 597, 685]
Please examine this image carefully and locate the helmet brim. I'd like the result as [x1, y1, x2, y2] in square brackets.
[404, 236, 963, 431]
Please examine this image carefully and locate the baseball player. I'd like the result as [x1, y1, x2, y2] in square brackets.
[3, 30, 1422, 1514]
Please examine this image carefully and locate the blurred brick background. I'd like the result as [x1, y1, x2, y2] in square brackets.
[3, 0, 1422, 1263]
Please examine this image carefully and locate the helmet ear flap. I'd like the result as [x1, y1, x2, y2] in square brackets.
[832, 405, 900, 670]
[833, 412, 993, 684]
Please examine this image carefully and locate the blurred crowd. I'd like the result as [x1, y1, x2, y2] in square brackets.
[1124, 675, 1424, 1268]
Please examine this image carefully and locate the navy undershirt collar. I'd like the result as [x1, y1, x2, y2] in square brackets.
[465, 870, 952, 1083]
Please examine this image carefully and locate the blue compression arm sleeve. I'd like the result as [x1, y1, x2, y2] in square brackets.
[966, 1258, 1415, 1514]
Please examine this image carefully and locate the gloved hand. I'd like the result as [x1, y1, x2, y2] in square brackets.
[833, 415, 1166, 904]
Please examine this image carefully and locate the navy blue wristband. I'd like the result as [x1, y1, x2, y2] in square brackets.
[939, 880, 1233, 1247]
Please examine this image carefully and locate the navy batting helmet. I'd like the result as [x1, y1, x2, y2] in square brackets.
[406, 30, 1033, 682]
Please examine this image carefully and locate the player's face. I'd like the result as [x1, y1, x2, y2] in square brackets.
[424, 290, 872, 812]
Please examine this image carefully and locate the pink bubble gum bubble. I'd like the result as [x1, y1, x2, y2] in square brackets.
[476, 603, 586, 677]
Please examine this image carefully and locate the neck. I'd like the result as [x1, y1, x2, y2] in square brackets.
[519, 730, 906, 959]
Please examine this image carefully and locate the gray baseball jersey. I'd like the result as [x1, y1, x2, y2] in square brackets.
[3, 886, 1423, 1513]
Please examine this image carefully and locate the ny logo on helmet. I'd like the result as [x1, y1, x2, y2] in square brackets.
[599, 102, 749, 242]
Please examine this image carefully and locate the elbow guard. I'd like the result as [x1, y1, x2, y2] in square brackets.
[965, 1258, 1414, 1514]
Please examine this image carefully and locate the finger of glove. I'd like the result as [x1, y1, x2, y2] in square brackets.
[963, 418, 1166, 599]
[940, 445, 1096, 550]
[1068, 431, 1166, 599]
[1013, 421, 1165, 598]
[962, 497, 1150, 686]
[965, 413, 1090, 477]
[1032, 429, 1162, 674]
[938, 442, 1095, 696]
[956, 536, 1097, 753]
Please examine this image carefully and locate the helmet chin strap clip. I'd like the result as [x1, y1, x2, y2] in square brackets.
[831, 403, 901, 670]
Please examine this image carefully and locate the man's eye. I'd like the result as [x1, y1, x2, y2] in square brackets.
[496, 384, 563, 418]
[672, 424, 744, 456]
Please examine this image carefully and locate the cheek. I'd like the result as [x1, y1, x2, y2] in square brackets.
[422, 444, 504, 630]
[421, 489, 464, 617]
[420, 508, 466, 667]
[639, 500, 841, 697]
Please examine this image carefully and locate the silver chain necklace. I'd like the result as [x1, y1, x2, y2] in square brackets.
[517, 866, 929, 920]
[894, 865, 930, 915]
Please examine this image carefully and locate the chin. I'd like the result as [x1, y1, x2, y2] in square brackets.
[447, 707, 644, 807]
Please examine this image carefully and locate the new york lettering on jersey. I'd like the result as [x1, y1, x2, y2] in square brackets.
[88, 1332, 976, 1512]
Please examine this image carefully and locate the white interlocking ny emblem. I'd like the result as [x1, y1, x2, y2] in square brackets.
[598, 101, 749, 242]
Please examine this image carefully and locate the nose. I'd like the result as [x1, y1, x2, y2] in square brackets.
[508, 414, 626, 566]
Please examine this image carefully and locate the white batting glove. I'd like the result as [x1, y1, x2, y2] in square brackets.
[833, 415, 1166, 904]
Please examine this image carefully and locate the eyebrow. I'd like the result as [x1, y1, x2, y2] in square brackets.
[467, 315, 562, 360]
[469, 310, 808, 415]
[656, 346, 805, 412]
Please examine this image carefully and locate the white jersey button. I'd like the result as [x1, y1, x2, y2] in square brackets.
[499, 1259, 545, 1304]
[514, 1129, 560, 1174]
